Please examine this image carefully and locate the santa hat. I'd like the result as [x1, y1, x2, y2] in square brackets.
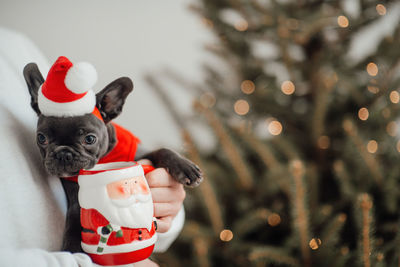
[38, 56, 98, 117]
[78, 162, 147, 187]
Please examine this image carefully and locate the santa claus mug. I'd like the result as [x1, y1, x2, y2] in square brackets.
[78, 161, 157, 266]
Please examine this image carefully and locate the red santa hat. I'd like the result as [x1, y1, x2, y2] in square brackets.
[38, 56, 98, 117]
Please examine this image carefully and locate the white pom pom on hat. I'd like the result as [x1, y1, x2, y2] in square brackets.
[38, 56, 98, 117]
[65, 62, 98, 94]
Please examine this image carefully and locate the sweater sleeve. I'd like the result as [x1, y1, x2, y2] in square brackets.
[0, 249, 99, 267]
[153, 206, 185, 253]
[0, 27, 105, 267]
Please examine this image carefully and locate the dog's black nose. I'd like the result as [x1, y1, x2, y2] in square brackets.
[56, 150, 74, 162]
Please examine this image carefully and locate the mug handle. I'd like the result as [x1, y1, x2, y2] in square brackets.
[142, 164, 155, 174]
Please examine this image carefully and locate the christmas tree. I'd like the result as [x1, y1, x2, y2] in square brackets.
[149, 1, 400, 266]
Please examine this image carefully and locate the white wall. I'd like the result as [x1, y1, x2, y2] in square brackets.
[0, 0, 212, 150]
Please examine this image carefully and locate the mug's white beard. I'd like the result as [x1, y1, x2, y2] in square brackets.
[111, 194, 151, 208]
[79, 186, 154, 231]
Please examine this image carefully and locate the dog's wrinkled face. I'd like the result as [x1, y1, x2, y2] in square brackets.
[23, 62, 133, 177]
[36, 114, 110, 177]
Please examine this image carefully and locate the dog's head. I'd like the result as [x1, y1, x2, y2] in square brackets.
[23, 62, 133, 177]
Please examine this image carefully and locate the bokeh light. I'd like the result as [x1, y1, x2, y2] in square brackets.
[376, 4, 387, 16]
[341, 246, 349, 255]
[199, 92, 216, 108]
[309, 238, 322, 250]
[281, 80, 295, 95]
[220, 229, 234, 242]
[337, 15, 349, 28]
[234, 99, 250, 115]
[317, 135, 330, 149]
[367, 85, 379, 94]
[235, 19, 248, 31]
[389, 91, 400, 104]
[267, 213, 281, 226]
[367, 140, 378, 153]
[268, 120, 283, 135]
[358, 107, 369, 121]
[386, 121, 397, 136]
[366, 62, 378, 76]
[241, 80, 256, 94]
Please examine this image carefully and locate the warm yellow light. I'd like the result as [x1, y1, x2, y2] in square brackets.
[367, 85, 379, 94]
[199, 92, 216, 108]
[376, 4, 387, 16]
[201, 18, 214, 28]
[366, 62, 378, 76]
[377, 252, 384, 261]
[241, 80, 255, 94]
[220, 229, 233, 242]
[235, 19, 248, 31]
[234, 99, 250, 115]
[317, 135, 330, 149]
[358, 107, 369, 121]
[268, 120, 283, 135]
[342, 119, 353, 132]
[390, 91, 400, 104]
[340, 246, 349, 255]
[338, 213, 347, 222]
[281, 80, 295, 95]
[367, 140, 378, 153]
[386, 121, 397, 136]
[309, 238, 322, 250]
[267, 213, 281, 226]
[337, 15, 349, 28]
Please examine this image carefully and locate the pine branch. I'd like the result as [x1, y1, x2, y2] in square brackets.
[248, 246, 300, 267]
[289, 160, 312, 267]
[306, 164, 319, 216]
[233, 126, 291, 195]
[233, 208, 277, 238]
[145, 75, 186, 129]
[180, 220, 214, 241]
[146, 74, 225, 235]
[311, 69, 333, 146]
[321, 213, 347, 249]
[357, 193, 374, 267]
[271, 136, 299, 160]
[234, 125, 280, 168]
[194, 101, 254, 190]
[333, 160, 357, 201]
[193, 237, 211, 267]
[342, 119, 383, 185]
[182, 129, 224, 235]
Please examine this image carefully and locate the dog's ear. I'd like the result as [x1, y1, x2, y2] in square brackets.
[23, 63, 44, 116]
[96, 77, 133, 123]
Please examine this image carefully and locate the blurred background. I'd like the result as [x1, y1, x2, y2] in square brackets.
[2, 0, 400, 266]
[0, 0, 213, 150]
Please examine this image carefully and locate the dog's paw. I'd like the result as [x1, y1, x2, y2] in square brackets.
[168, 158, 203, 187]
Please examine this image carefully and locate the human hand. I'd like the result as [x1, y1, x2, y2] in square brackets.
[138, 159, 186, 233]
[133, 258, 159, 267]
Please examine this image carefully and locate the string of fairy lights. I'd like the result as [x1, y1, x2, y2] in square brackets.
[198, 3, 392, 250]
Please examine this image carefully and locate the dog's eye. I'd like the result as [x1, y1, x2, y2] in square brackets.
[84, 135, 97, 145]
[37, 133, 47, 145]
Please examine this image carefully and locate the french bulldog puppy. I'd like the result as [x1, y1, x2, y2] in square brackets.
[23, 62, 202, 253]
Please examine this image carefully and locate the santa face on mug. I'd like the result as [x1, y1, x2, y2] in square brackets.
[78, 163, 154, 231]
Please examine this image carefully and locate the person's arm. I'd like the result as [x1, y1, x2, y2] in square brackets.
[0, 249, 97, 267]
